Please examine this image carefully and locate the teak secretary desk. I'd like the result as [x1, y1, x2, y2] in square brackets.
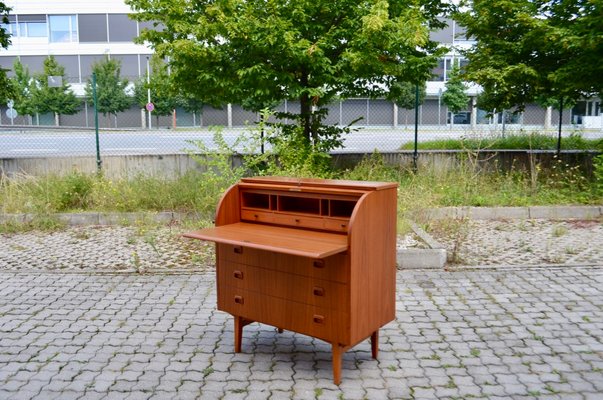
[184, 176, 398, 384]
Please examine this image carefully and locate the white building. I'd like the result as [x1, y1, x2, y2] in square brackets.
[1, 0, 599, 129]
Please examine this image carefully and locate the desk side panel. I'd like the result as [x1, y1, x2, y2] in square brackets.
[348, 187, 397, 344]
[215, 184, 240, 226]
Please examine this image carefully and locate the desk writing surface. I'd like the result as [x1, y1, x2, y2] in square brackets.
[184, 222, 348, 259]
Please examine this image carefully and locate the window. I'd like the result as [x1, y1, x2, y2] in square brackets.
[108, 14, 137, 42]
[49, 15, 77, 42]
[432, 58, 445, 81]
[1, 16, 17, 36]
[78, 14, 108, 42]
[17, 15, 47, 38]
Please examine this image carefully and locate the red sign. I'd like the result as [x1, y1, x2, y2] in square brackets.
[146, 102, 155, 112]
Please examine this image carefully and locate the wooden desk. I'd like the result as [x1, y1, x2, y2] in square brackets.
[184, 177, 397, 384]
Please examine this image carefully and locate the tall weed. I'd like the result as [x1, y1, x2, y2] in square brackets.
[593, 154, 603, 196]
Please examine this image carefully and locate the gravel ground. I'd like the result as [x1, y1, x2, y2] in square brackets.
[1, 218, 602, 273]
[428, 218, 603, 268]
[0, 226, 214, 273]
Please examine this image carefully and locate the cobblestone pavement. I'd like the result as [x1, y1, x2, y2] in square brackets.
[427, 219, 603, 269]
[0, 269, 602, 399]
[0, 226, 214, 273]
[1, 222, 603, 399]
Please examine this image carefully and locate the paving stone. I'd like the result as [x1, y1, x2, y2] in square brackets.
[1, 223, 603, 399]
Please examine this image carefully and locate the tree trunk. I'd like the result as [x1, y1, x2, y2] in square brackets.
[299, 71, 312, 145]
[300, 93, 312, 144]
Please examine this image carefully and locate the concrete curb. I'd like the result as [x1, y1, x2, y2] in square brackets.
[2, 206, 601, 226]
[419, 205, 603, 220]
[0, 211, 190, 226]
[397, 222, 447, 270]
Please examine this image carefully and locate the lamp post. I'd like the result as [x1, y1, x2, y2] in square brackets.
[146, 56, 152, 129]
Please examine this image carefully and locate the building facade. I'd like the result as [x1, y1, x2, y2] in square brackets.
[0, 0, 600, 129]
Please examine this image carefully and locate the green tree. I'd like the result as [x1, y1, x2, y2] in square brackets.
[126, 0, 450, 149]
[30, 56, 81, 126]
[387, 81, 426, 128]
[10, 59, 36, 119]
[85, 56, 132, 128]
[456, 0, 602, 112]
[134, 56, 179, 127]
[0, 1, 14, 104]
[442, 66, 469, 124]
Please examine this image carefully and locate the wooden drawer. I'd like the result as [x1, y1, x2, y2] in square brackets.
[218, 286, 350, 344]
[218, 262, 349, 311]
[241, 210, 348, 233]
[217, 244, 349, 284]
[240, 210, 275, 224]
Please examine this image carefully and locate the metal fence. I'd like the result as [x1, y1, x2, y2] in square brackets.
[1, 98, 602, 160]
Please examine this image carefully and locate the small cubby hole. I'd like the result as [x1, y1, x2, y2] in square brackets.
[242, 192, 270, 210]
[329, 200, 356, 218]
[270, 195, 278, 210]
[320, 199, 329, 216]
[278, 196, 320, 214]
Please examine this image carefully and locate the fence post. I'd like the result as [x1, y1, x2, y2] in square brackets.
[413, 83, 419, 172]
[92, 72, 102, 173]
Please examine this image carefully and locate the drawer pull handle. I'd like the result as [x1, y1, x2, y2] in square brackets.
[234, 295, 244, 305]
[341, 224, 347, 228]
[254, 214, 259, 219]
[313, 287, 325, 296]
[233, 270, 244, 279]
[233, 246, 243, 254]
[295, 219, 300, 223]
[313, 314, 324, 324]
[313, 259, 324, 269]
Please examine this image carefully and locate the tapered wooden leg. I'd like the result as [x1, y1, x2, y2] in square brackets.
[332, 343, 343, 385]
[234, 316, 244, 353]
[370, 330, 379, 359]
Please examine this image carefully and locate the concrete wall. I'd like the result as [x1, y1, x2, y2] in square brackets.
[2, 150, 600, 180]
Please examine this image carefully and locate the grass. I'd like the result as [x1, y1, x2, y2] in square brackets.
[1, 148, 601, 233]
[0, 171, 219, 216]
[343, 152, 602, 217]
[399, 132, 603, 151]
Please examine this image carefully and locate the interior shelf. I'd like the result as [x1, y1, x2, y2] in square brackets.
[240, 190, 359, 221]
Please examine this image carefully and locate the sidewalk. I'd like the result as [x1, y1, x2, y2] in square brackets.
[1, 214, 602, 399]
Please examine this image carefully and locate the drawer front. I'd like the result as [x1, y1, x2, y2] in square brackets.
[271, 213, 328, 231]
[241, 210, 275, 224]
[217, 244, 349, 284]
[240, 210, 348, 233]
[218, 262, 349, 311]
[218, 286, 350, 344]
